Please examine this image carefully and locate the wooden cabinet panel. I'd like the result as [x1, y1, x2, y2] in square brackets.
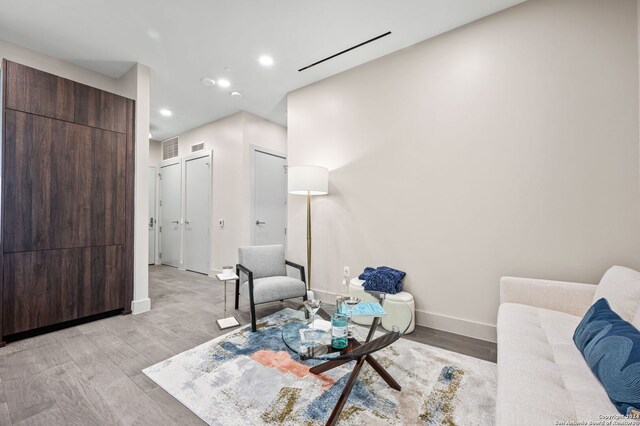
[85, 246, 124, 316]
[4, 111, 126, 252]
[5, 61, 75, 121]
[3, 248, 89, 334]
[90, 129, 127, 246]
[74, 84, 127, 133]
[4, 111, 91, 251]
[3, 246, 124, 335]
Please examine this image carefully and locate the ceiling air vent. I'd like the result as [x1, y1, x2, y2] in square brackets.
[191, 142, 205, 153]
[162, 137, 179, 160]
[298, 31, 392, 72]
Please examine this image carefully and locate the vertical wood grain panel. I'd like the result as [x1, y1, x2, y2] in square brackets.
[3, 112, 93, 251]
[49, 120, 91, 249]
[85, 246, 124, 316]
[5, 61, 75, 122]
[90, 129, 126, 246]
[3, 111, 53, 251]
[74, 84, 127, 133]
[3, 249, 87, 334]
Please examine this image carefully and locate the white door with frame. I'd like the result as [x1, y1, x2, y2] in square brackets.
[252, 148, 287, 246]
[184, 154, 211, 274]
[160, 161, 181, 268]
[148, 166, 157, 265]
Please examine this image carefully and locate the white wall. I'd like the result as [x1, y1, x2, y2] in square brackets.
[168, 111, 287, 272]
[149, 140, 162, 166]
[1, 39, 151, 315]
[287, 0, 640, 342]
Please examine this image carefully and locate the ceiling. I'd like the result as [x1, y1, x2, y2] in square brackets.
[0, 0, 525, 141]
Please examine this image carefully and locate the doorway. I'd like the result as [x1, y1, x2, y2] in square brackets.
[252, 146, 287, 246]
[160, 160, 181, 268]
[148, 166, 157, 265]
[184, 153, 211, 274]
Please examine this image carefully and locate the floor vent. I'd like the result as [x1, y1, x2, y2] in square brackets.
[191, 142, 205, 153]
[162, 137, 179, 160]
[298, 31, 392, 72]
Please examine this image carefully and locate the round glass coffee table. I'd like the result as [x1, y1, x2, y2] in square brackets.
[282, 294, 412, 426]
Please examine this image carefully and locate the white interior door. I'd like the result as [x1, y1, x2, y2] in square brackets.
[160, 161, 181, 268]
[184, 155, 211, 274]
[148, 166, 156, 265]
[253, 149, 286, 246]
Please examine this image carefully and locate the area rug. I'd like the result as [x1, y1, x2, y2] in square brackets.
[143, 308, 496, 425]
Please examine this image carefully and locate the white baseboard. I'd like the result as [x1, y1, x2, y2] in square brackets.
[131, 298, 151, 314]
[415, 309, 496, 343]
[311, 288, 497, 343]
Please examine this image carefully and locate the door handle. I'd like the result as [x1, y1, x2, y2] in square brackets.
[149, 217, 154, 227]
[256, 220, 266, 225]
[171, 220, 179, 224]
[185, 219, 190, 225]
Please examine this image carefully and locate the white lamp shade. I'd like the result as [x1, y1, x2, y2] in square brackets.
[288, 165, 328, 195]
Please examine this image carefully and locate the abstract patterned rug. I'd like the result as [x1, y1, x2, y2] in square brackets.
[143, 309, 496, 425]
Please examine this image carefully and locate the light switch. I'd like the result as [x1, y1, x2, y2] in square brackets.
[219, 219, 224, 228]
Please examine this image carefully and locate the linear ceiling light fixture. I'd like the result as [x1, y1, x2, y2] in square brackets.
[298, 31, 392, 72]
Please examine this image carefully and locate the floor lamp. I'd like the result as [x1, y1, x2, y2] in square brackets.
[288, 166, 329, 298]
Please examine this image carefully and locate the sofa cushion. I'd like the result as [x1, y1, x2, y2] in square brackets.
[574, 298, 640, 415]
[594, 266, 640, 323]
[497, 303, 619, 424]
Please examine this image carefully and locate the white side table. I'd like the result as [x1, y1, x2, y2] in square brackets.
[215, 273, 241, 329]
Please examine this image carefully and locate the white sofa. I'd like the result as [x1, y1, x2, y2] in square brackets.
[497, 265, 640, 425]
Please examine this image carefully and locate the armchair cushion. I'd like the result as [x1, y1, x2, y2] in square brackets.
[238, 244, 286, 280]
[240, 276, 306, 305]
[594, 266, 640, 323]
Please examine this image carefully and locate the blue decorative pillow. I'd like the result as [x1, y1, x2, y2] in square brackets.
[573, 298, 640, 415]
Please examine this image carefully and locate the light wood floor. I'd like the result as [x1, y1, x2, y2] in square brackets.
[0, 265, 496, 425]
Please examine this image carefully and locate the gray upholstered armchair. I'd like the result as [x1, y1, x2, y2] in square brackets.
[235, 244, 307, 332]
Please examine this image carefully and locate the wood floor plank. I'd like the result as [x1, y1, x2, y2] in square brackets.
[42, 362, 120, 426]
[0, 350, 41, 381]
[13, 406, 66, 426]
[85, 331, 149, 377]
[0, 402, 11, 425]
[58, 333, 176, 425]
[3, 370, 57, 424]
[146, 387, 206, 426]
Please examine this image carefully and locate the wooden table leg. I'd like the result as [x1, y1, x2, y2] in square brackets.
[325, 355, 367, 426]
[310, 358, 352, 374]
[364, 355, 401, 391]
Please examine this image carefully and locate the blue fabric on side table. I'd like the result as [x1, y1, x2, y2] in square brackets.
[358, 266, 406, 294]
[573, 298, 640, 415]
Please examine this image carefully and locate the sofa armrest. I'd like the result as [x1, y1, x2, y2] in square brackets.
[500, 276, 597, 316]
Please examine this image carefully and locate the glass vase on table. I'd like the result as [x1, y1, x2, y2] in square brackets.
[303, 299, 322, 341]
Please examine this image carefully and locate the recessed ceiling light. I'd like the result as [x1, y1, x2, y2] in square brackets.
[147, 29, 161, 41]
[230, 91, 242, 97]
[200, 77, 216, 86]
[159, 108, 173, 117]
[259, 55, 274, 67]
[217, 79, 231, 88]
[224, 67, 231, 72]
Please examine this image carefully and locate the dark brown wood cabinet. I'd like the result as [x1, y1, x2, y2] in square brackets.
[0, 60, 134, 343]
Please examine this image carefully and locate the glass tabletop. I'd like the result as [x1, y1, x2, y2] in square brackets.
[282, 296, 411, 361]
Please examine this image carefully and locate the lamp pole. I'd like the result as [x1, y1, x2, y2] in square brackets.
[306, 190, 312, 290]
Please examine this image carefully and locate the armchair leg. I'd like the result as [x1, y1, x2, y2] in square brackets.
[303, 292, 308, 302]
[234, 280, 240, 310]
[250, 302, 257, 332]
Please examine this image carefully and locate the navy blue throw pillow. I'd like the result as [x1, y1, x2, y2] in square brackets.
[573, 298, 640, 415]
